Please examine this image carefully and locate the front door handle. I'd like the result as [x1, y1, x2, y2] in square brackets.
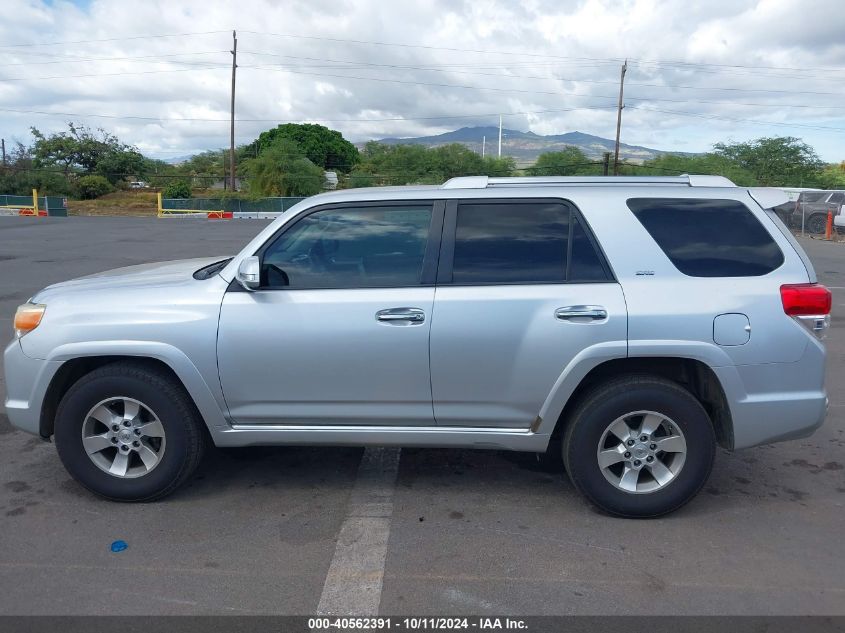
[555, 306, 608, 321]
[376, 308, 426, 324]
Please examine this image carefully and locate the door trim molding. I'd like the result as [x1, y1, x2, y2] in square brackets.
[212, 423, 550, 451]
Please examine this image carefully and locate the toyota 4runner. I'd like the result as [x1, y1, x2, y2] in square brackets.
[4, 175, 830, 517]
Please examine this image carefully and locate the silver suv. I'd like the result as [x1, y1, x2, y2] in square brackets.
[3, 176, 830, 517]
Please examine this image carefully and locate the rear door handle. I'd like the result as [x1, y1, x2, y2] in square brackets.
[555, 306, 608, 321]
[376, 308, 426, 324]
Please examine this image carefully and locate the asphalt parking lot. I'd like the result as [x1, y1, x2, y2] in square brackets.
[0, 216, 843, 616]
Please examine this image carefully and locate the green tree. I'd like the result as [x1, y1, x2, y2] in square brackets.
[527, 147, 599, 176]
[95, 147, 145, 185]
[348, 142, 516, 187]
[175, 150, 226, 188]
[252, 123, 359, 172]
[816, 162, 845, 189]
[639, 153, 759, 186]
[430, 143, 484, 179]
[713, 137, 823, 186]
[240, 140, 324, 196]
[481, 156, 517, 177]
[0, 141, 72, 196]
[349, 143, 435, 186]
[162, 180, 192, 199]
[31, 122, 145, 185]
[141, 157, 179, 188]
[74, 175, 114, 199]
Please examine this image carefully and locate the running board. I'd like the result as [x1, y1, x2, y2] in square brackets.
[212, 423, 551, 452]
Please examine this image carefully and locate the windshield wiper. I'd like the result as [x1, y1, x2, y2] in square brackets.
[193, 258, 233, 280]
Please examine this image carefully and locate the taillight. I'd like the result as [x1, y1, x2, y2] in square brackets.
[780, 283, 831, 316]
[781, 283, 831, 339]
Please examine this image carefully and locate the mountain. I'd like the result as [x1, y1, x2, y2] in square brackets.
[163, 154, 196, 165]
[369, 126, 677, 165]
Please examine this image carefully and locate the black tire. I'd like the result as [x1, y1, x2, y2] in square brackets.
[54, 361, 206, 501]
[806, 213, 828, 235]
[562, 375, 715, 518]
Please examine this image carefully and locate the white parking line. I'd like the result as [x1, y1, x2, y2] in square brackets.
[317, 447, 401, 616]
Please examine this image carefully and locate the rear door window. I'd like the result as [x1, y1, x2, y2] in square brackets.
[569, 215, 609, 282]
[444, 200, 611, 284]
[627, 198, 784, 277]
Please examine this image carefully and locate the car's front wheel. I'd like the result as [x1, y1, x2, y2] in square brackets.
[563, 375, 715, 518]
[54, 361, 206, 501]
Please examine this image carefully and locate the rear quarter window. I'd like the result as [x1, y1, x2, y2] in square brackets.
[627, 198, 784, 277]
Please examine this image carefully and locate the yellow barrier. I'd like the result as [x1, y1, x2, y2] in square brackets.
[157, 192, 226, 218]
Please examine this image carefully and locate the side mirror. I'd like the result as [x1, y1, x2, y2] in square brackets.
[236, 256, 261, 291]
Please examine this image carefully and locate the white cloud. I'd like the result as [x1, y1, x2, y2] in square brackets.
[0, 0, 843, 160]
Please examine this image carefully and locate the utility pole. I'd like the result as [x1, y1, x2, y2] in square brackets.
[613, 59, 627, 176]
[229, 30, 237, 191]
[1, 138, 5, 167]
[497, 115, 503, 158]
[482, 135, 486, 158]
[602, 152, 610, 176]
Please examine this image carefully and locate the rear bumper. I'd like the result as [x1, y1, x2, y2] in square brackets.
[716, 339, 827, 449]
[3, 339, 62, 436]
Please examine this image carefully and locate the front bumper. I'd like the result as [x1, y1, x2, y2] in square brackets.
[3, 339, 63, 436]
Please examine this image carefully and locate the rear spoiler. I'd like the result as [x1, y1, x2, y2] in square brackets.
[748, 188, 789, 210]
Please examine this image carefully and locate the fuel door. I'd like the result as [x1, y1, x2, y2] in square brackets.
[713, 313, 751, 346]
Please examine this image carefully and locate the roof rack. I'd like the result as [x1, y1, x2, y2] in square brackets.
[441, 174, 736, 189]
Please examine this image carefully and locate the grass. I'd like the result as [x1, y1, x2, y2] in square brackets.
[68, 190, 158, 217]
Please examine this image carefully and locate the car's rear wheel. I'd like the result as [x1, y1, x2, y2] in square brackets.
[54, 362, 206, 501]
[806, 213, 828, 235]
[563, 375, 715, 518]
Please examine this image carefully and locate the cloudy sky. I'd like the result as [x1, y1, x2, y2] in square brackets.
[1, 0, 844, 161]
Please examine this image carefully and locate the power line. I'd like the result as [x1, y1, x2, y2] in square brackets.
[238, 64, 845, 110]
[0, 105, 616, 123]
[242, 30, 845, 74]
[4, 27, 844, 78]
[0, 51, 230, 67]
[3, 61, 842, 113]
[627, 56, 845, 75]
[3, 97, 842, 139]
[0, 30, 230, 49]
[627, 105, 845, 132]
[238, 51, 845, 97]
[0, 65, 231, 82]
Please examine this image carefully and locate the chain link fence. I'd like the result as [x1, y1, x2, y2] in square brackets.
[161, 196, 306, 216]
[0, 193, 68, 216]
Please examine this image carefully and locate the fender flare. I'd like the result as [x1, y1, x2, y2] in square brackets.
[537, 340, 737, 436]
[45, 340, 230, 431]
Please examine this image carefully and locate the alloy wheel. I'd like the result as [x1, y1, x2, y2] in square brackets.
[81, 397, 167, 478]
[596, 410, 687, 494]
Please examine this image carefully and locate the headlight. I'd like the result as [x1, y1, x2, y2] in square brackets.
[14, 303, 46, 338]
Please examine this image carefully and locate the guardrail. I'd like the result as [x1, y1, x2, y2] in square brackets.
[157, 192, 226, 218]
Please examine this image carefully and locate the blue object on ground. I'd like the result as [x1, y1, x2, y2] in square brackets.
[110, 540, 128, 553]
